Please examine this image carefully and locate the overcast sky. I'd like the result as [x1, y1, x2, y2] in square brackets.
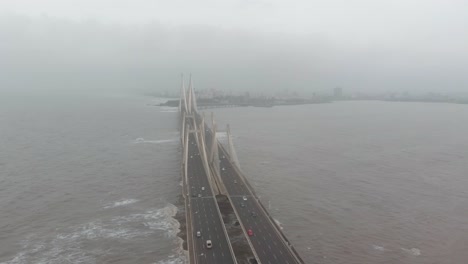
[1, 0, 467, 95]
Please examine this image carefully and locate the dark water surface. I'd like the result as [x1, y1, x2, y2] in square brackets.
[2, 95, 468, 264]
[211, 101, 468, 264]
[0, 94, 183, 264]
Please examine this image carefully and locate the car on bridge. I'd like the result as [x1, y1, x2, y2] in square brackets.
[206, 240, 213, 249]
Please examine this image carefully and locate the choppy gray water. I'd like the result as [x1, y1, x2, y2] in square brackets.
[212, 101, 468, 264]
[1, 95, 468, 264]
[0, 94, 183, 264]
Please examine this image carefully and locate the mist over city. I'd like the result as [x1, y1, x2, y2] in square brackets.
[1, 1, 468, 264]
[2, 0, 468, 97]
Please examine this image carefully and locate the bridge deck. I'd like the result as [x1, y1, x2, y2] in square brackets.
[203, 123, 303, 264]
[218, 146, 301, 264]
[187, 132, 235, 264]
[179, 75, 303, 263]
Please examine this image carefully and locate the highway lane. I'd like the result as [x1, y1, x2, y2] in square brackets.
[215, 143, 301, 264]
[186, 132, 235, 264]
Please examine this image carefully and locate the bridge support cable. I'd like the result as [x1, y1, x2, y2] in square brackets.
[187, 114, 197, 147]
[209, 112, 216, 162]
[179, 73, 188, 113]
[207, 115, 227, 195]
[180, 112, 186, 145]
[197, 115, 220, 195]
[226, 124, 241, 170]
[189, 75, 198, 112]
[187, 79, 192, 115]
[183, 127, 190, 191]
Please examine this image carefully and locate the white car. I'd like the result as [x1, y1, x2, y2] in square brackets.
[201, 187, 205, 191]
[206, 240, 212, 249]
[196, 231, 201, 237]
[243, 196, 247, 201]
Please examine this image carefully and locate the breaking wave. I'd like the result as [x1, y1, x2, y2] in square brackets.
[1, 204, 180, 264]
[401, 247, 421, 256]
[103, 199, 139, 209]
[372, 245, 385, 251]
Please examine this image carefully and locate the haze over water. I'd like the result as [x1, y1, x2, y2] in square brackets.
[2, 93, 468, 263]
[212, 101, 468, 264]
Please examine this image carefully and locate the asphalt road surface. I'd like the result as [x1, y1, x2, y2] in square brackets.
[187, 132, 235, 264]
[208, 129, 300, 264]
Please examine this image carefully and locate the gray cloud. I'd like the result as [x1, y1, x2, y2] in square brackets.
[1, 0, 467, 95]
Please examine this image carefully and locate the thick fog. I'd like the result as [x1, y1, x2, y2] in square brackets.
[1, 0, 467, 95]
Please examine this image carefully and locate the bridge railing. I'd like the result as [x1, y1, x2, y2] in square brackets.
[217, 143, 306, 264]
[197, 112, 305, 264]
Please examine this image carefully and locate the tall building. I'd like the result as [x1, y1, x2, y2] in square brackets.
[334, 87, 343, 98]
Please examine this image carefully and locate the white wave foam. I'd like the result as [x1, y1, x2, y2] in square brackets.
[154, 233, 187, 264]
[372, 245, 385, 251]
[3, 204, 180, 264]
[104, 199, 139, 209]
[155, 255, 187, 264]
[401, 247, 421, 256]
[134, 138, 178, 144]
